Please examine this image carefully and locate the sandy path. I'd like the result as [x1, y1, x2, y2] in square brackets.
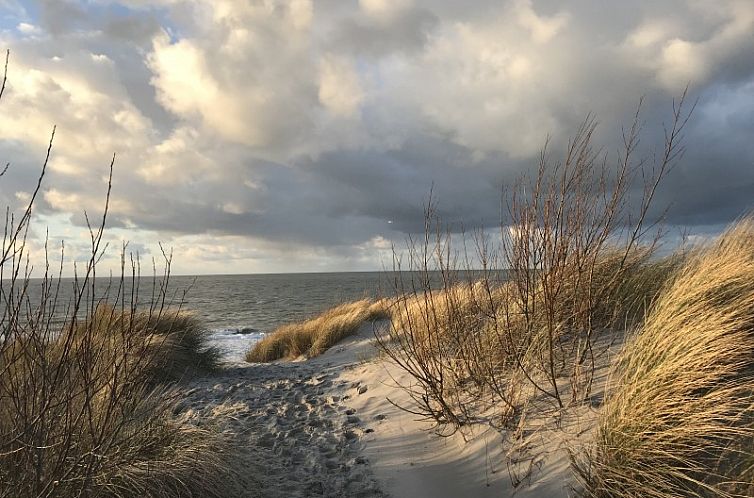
[180, 348, 385, 497]
[180, 322, 592, 498]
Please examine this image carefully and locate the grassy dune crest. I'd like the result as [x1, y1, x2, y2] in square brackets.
[580, 219, 754, 497]
[0, 307, 247, 498]
[387, 250, 677, 357]
[246, 298, 389, 362]
[374, 250, 680, 432]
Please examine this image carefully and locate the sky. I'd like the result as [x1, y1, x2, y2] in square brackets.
[0, 0, 752, 275]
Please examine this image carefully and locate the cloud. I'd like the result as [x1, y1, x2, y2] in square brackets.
[318, 55, 364, 117]
[514, 0, 569, 43]
[146, 1, 320, 152]
[359, 0, 413, 19]
[0, 0, 752, 274]
[620, 1, 754, 89]
[333, 3, 438, 57]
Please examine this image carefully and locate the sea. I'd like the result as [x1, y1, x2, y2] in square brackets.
[4, 271, 482, 361]
[173, 272, 394, 360]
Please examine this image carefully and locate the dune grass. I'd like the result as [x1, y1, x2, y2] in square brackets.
[246, 298, 389, 362]
[387, 249, 678, 354]
[76, 305, 222, 383]
[0, 55, 250, 497]
[0, 305, 247, 498]
[577, 219, 754, 497]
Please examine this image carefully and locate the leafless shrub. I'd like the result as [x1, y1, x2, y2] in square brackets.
[374, 215, 520, 434]
[375, 93, 693, 435]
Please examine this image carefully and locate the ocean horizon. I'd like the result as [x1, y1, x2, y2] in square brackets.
[6, 269, 502, 360]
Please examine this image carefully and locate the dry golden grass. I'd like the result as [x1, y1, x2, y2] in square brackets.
[0, 307, 247, 498]
[388, 249, 678, 353]
[246, 298, 390, 362]
[387, 280, 498, 344]
[558, 248, 682, 331]
[95, 407, 251, 498]
[73, 305, 222, 383]
[578, 219, 754, 497]
[67, 391, 250, 498]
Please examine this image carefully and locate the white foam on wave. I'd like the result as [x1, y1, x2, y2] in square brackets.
[207, 327, 266, 361]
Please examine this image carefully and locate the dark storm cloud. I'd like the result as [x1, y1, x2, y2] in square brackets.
[35, 0, 87, 35]
[332, 6, 438, 57]
[655, 87, 754, 226]
[104, 13, 161, 43]
[295, 138, 515, 232]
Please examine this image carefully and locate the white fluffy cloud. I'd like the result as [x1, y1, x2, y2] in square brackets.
[318, 55, 364, 118]
[146, 3, 317, 152]
[621, 1, 754, 89]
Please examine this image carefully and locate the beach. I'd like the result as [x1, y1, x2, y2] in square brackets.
[2, 1, 752, 495]
[183, 321, 592, 498]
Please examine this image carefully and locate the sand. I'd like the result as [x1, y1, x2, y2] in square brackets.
[179, 351, 384, 497]
[182, 322, 598, 497]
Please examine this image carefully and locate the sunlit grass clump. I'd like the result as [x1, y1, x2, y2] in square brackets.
[579, 219, 754, 497]
[246, 299, 389, 362]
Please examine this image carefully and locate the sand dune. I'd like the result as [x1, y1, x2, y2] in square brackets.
[182, 321, 592, 497]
